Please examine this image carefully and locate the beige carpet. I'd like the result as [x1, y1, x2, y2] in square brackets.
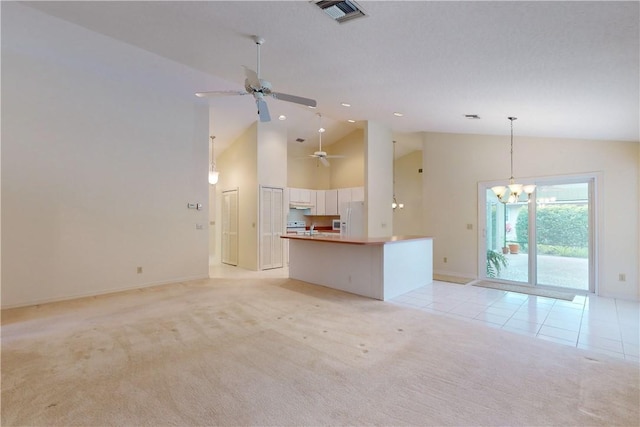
[474, 280, 577, 301]
[433, 274, 475, 285]
[2, 278, 638, 426]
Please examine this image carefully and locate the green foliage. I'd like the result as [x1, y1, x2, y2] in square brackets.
[537, 244, 588, 258]
[537, 205, 588, 247]
[516, 204, 588, 257]
[486, 250, 508, 278]
[515, 207, 528, 249]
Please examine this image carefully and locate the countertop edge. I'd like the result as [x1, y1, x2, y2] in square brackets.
[280, 234, 433, 245]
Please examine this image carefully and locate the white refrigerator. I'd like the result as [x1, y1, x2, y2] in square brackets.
[340, 201, 365, 237]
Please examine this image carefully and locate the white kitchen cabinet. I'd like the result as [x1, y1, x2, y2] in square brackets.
[289, 187, 311, 204]
[351, 186, 365, 202]
[325, 189, 338, 215]
[315, 190, 326, 215]
[338, 187, 352, 208]
[309, 190, 317, 215]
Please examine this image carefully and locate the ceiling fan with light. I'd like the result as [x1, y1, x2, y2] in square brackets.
[195, 36, 317, 122]
[309, 113, 344, 167]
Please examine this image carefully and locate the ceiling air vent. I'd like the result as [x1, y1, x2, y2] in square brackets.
[314, 1, 367, 24]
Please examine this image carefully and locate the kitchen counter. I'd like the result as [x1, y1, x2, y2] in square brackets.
[282, 234, 431, 245]
[281, 234, 433, 300]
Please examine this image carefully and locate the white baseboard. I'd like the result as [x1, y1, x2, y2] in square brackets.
[1, 274, 210, 310]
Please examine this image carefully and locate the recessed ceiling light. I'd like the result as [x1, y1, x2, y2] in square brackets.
[347, 119, 355, 123]
[278, 115, 287, 121]
[393, 112, 404, 117]
[341, 102, 351, 107]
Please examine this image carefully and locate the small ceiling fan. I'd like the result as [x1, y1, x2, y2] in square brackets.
[309, 114, 344, 167]
[195, 36, 317, 122]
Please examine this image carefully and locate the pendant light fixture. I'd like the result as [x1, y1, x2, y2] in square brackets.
[208, 135, 219, 185]
[392, 140, 404, 210]
[491, 117, 535, 203]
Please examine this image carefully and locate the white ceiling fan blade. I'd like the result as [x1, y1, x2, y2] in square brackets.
[319, 157, 330, 167]
[256, 98, 271, 122]
[243, 66, 261, 89]
[271, 92, 317, 108]
[195, 90, 249, 98]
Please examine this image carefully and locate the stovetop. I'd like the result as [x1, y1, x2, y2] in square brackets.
[287, 221, 306, 228]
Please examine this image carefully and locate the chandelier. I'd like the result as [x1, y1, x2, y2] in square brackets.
[491, 117, 535, 203]
[208, 135, 219, 185]
[392, 140, 404, 210]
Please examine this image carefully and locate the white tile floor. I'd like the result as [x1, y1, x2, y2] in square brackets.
[210, 264, 639, 363]
[390, 280, 640, 362]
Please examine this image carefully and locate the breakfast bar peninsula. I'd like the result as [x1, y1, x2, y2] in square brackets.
[281, 234, 433, 301]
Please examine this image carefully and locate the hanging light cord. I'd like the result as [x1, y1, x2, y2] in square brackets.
[509, 117, 516, 181]
[210, 136, 216, 168]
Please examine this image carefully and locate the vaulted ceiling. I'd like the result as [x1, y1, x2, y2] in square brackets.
[24, 1, 640, 157]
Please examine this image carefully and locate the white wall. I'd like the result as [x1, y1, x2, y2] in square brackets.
[423, 131, 639, 301]
[287, 143, 331, 189]
[365, 121, 393, 238]
[257, 122, 287, 188]
[329, 129, 365, 189]
[216, 123, 259, 270]
[393, 150, 423, 235]
[287, 129, 364, 190]
[1, 3, 210, 308]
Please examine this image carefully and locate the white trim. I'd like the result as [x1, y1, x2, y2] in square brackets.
[0, 275, 210, 310]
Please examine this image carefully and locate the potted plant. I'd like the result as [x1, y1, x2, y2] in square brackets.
[508, 242, 520, 254]
[487, 250, 508, 277]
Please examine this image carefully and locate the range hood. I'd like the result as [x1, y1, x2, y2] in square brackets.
[289, 202, 314, 209]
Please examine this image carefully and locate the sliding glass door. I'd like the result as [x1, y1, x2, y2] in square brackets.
[485, 190, 529, 283]
[535, 182, 591, 291]
[482, 176, 595, 292]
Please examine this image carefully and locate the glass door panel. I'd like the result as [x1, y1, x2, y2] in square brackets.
[485, 190, 529, 283]
[535, 183, 590, 291]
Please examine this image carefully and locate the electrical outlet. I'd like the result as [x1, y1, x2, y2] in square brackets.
[619, 273, 626, 282]
[137, 266, 143, 274]
[444, 257, 448, 263]
[466, 224, 473, 230]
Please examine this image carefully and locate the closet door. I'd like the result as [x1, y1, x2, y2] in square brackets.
[222, 189, 238, 266]
[260, 186, 284, 270]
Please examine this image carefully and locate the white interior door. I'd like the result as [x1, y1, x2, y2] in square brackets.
[222, 189, 238, 266]
[260, 186, 284, 270]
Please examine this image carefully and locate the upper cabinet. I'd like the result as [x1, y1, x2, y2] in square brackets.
[338, 186, 365, 207]
[289, 186, 362, 216]
[289, 187, 312, 204]
[325, 189, 338, 215]
[351, 186, 365, 202]
[337, 187, 352, 208]
[312, 190, 326, 215]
